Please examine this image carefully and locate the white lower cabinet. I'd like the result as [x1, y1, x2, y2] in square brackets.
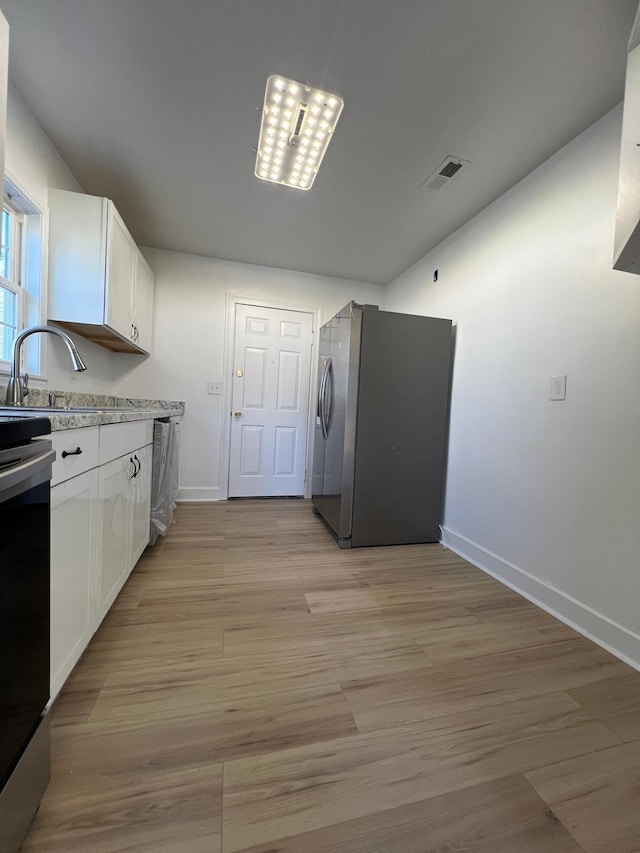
[131, 444, 152, 566]
[97, 453, 134, 623]
[50, 468, 99, 699]
[96, 442, 152, 624]
[49, 420, 155, 700]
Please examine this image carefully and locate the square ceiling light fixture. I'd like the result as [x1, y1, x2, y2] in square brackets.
[255, 75, 344, 190]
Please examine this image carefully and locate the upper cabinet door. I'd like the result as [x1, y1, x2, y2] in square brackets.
[0, 12, 8, 183]
[105, 203, 137, 340]
[614, 9, 640, 274]
[133, 251, 154, 354]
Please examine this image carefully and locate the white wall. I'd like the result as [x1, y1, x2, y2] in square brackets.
[4, 85, 116, 391]
[386, 105, 640, 669]
[114, 249, 385, 500]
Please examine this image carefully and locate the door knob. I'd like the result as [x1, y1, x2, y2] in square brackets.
[234, 411, 242, 418]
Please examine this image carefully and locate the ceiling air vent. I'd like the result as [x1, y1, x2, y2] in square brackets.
[421, 156, 469, 191]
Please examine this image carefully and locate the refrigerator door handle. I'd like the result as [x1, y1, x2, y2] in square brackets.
[318, 357, 330, 439]
[323, 357, 334, 435]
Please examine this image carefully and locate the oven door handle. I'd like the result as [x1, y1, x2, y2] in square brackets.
[0, 448, 56, 499]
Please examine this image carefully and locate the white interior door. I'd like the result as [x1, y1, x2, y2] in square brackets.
[229, 304, 313, 497]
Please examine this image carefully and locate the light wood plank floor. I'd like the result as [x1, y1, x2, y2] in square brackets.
[23, 500, 640, 852]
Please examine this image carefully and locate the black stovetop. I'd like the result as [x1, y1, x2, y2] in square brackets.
[0, 416, 52, 448]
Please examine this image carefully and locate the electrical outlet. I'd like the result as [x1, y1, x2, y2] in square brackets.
[550, 374, 567, 401]
[207, 381, 222, 395]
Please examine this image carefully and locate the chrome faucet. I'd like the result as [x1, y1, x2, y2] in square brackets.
[5, 325, 87, 406]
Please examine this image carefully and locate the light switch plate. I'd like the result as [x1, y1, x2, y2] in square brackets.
[550, 374, 567, 401]
[207, 381, 222, 395]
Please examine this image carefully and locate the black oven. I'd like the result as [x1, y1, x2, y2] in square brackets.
[0, 416, 54, 853]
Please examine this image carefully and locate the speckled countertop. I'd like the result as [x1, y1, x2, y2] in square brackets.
[0, 389, 184, 431]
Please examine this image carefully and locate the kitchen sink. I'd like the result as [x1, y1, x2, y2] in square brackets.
[33, 406, 126, 412]
[0, 406, 137, 415]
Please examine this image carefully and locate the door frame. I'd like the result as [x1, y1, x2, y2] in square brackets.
[221, 293, 323, 500]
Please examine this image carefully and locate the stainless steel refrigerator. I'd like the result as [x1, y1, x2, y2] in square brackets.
[312, 302, 453, 548]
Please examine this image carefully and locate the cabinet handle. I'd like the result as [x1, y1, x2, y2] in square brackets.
[129, 456, 136, 478]
[61, 447, 83, 459]
[133, 454, 141, 478]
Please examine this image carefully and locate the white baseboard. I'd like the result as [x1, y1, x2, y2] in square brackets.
[441, 526, 640, 673]
[177, 487, 224, 502]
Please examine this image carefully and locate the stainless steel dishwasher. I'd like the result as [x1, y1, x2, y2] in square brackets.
[149, 417, 179, 546]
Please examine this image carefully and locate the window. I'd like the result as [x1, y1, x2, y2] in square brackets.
[0, 179, 44, 375]
[0, 200, 24, 361]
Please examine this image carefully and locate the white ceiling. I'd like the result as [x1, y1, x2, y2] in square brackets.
[0, 0, 637, 284]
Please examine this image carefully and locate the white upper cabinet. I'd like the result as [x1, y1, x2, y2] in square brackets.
[106, 204, 137, 340]
[133, 250, 154, 353]
[0, 12, 8, 182]
[614, 8, 640, 274]
[48, 188, 154, 353]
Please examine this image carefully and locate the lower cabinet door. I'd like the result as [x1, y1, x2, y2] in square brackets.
[50, 468, 99, 700]
[130, 444, 152, 567]
[97, 454, 133, 624]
